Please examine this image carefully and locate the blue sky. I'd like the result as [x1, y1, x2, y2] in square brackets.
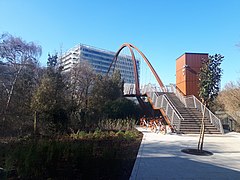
[0, 0, 240, 87]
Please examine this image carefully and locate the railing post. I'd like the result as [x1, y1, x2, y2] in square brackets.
[156, 96, 160, 108]
[193, 97, 197, 108]
[178, 116, 181, 132]
[220, 121, 224, 134]
[201, 103, 203, 114]
[171, 111, 174, 123]
[152, 93, 155, 103]
[170, 88, 224, 134]
[161, 96, 164, 107]
[209, 112, 213, 124]
[166, 103, 169, 115]
[175, 114, 180, 132]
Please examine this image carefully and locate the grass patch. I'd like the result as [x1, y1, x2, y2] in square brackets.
[0, 129, 142, 179]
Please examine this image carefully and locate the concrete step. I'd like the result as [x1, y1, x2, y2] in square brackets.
[150, 92, 222, 134]
[180, 131, 222, 134]
[180, 126, 220, 130]
[181, 121, 212, 124]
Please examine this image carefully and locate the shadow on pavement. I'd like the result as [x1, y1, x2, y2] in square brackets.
[131, 156, 240, 179]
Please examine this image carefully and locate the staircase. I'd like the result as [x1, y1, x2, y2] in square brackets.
[165, 93, 221, 134]
[141, 84, 223, 134]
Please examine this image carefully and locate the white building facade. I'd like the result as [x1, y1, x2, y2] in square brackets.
[59, 44, 139, 84]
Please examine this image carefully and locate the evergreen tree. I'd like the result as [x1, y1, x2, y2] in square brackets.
[198, 54, 223, 151]
[47, 53, 58, 68]
[31, 54, 68, 134]
[199, 54, 224, 106]
[90, 72, 122, 111]
[85, 72, 123, 127]
[103, 98, 140, 119]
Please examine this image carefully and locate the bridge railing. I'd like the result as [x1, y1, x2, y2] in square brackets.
[141, 83, 176, 94]
[185, 96, 224, 134]
[141, 84, 183, 132]
[174, 87, 224, 134]
[123, 83, 136, 95]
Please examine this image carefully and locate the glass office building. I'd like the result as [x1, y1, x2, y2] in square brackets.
[59, 44, 139, 84]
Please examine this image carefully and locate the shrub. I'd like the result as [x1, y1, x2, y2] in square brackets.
[69, 130, 87, 139]
[1, 132, 142, 179]
[116, 130, 125, 138]
[98, 118, 136, 131]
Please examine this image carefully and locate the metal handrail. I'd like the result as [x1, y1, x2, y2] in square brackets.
[144, 84, 184, 119]
[186, 96, 224, 134]
[132, 83, 223, 134]
[159, 94, 183, 131]
[175, 87, 187, 107]
[142, 84, 183, 132]
[174, 87, 224, 134]
[163, 94, 184, 120]
[141, 83, 177, 94]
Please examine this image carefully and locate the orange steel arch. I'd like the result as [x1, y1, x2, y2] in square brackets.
[108, 43, 165, 95]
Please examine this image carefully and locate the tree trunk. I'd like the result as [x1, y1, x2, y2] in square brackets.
[85, 86, 89, 110]
[2, 66, 22, 121]
[200, 121, 205, 151]
[34, 111, 37, 135]
[198, 103, 206, 152]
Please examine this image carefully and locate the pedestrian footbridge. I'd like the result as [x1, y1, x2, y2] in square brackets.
[109, 43, 224, 134]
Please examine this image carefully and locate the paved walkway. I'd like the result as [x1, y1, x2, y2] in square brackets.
[130, 127, 240, 180]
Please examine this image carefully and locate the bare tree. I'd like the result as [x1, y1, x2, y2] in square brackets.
[62, 61, 96, 129]
[0, 33, 42, 122]
[217, 80, 240, 130]
[67, 61, 96, 111]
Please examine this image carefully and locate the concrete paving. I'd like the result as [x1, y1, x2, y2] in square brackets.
[130, 127, 240, 180]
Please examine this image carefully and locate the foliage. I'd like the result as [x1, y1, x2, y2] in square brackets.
[217, 80, 240, 130]
[89, 71, 123, 115]
[1, 131, 142, 179]
[69, 129, 87, 139]
[198, 54, 224, 105]
[0, 33, 140, 137]
[64, 61, 96, 129]
[31, 54, 68, 134]
[47, 53, 57, 68]
[0, 33, 42, 136]
[0, 33, 42, 64]
[0, 32, 144, 179]
[98, 118, 136, 131]
[197, 54, 223, 151]
[67, 61, 95, 110]
[69, 117, 138, 140]
[103, 98, 140, 119]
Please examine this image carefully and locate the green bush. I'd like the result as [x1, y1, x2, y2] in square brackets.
[93, 128, 102, 138]
[69, 129, 141, 141]
[124, 130, 136, 140]
[70, 130, 87, 139]
[98, 118, 136, 131]
[1, 132, 142, 179]
[116, 130, 125, 138]
[103, 98, 140, 119]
